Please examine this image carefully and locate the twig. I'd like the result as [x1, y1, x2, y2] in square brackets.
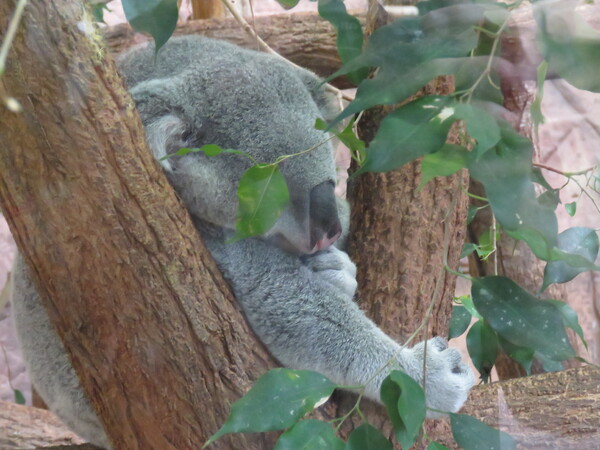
[0, 0, 28, 76]
[533, 162, 595, 177]
[219, 0, 354, 103]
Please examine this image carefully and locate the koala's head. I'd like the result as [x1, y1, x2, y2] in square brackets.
[118, 37, 342, 255]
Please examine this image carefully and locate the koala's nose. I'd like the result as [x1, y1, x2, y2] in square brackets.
[309, 181, 342, 252]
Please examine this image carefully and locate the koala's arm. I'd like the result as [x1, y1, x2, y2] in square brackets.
[204, 233, 474, 414]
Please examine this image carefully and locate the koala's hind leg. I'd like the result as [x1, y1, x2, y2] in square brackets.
[11, 254, 111, 449]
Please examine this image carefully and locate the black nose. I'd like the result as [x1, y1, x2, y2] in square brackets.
[309, 181, 342, 251]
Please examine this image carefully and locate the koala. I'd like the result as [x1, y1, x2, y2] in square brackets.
[12, 36, 474, 448]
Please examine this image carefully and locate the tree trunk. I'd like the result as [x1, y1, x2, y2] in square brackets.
[191, 0, 224, 19]
[318, 1, 469, 441]
[0, 1, 277, 448]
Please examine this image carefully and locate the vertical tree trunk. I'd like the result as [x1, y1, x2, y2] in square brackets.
[325, 1, 469, 440]
[0, 1, 277, 448]
[191, 0, 225, 19]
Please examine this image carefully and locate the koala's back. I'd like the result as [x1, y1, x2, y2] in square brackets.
[117, 36, 280, 88]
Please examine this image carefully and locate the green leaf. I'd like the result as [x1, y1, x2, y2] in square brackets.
[427, 442, 451, 450]
[460, 242, 478, 259]
[542, 227, 600, 291]
[89, 1, 111, 23]
[531, 167, 555, 192]
[380, 370, 426, 449]
[329, 5, 485, 124]
[275, 0, 300, 9]
[453, 104, 501, 157]
[469, 123, 558, 258]
[231, 164, 290, 241]
[476, 227, 498, 261]
[534, 2, 600, 92]
[498, 336, 534, 375]
[531, 60, 548, 138]
[537, 189, 560, 210]
[449, 305, 472, 339]
[466, 320, 498, 382]
[357, 96, 454, 174]
[161, 144, 251, 161]
[565, 201, 577, 216]
[419, 144, 469, 189]
[450, 413, 516, 450]
[317, 118, 366, 162]
[14, 389, 26, 405]
[538, 354, 564, 372]
[318, 0, 367, 84]
[455, 295, 483, 320]
[206, 369, 337, 445]
[275, 420, 344, 450]
[122, 0, 178, 53]
[337, 120, 366, 160]
[467, 204, 487, 225]
[547, 299, 588, 350]
[472, 276, 576, 362]
[346, 423, 392, 450]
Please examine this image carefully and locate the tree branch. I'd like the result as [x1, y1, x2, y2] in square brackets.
[0, 0, 277, 448]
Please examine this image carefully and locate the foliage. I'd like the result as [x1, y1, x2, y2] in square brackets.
[121, 0, 178, 52]
[205, 366, 499, 449]
[115, 0, 600, 447]
[205, 368, 337, 446]
[88, 1, 112, 23]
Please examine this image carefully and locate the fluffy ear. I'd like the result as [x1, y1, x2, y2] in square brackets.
[129, 79, 192, 170]
[295, 68, 341, 123]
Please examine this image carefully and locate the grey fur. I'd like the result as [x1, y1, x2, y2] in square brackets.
[12, 36, 473, 448]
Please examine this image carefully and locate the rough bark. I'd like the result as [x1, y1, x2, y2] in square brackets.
[0, 400, 93, 449]
[349, 76, 468, 342]
[323, 1, 469, 442]
[191, 0, 225, 19]
[0, 1, 277, 449]
[431, 365, 600, 449]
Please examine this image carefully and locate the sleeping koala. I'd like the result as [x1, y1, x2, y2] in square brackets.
[12, 36, 474, 448]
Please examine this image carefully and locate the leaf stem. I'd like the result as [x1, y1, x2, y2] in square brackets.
[460, 13, 510, 104]
[465, 190, 488, 202]
[533, 162, 595, 177]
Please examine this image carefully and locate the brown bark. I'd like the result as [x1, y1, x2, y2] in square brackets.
[0, 1, 277, 449]
[318, 1, 468, 442]
[0, 400, 93, 449]
[191, 0, 225, 19]
[349, 77, 468, 342]
[431, 365, 600, 449]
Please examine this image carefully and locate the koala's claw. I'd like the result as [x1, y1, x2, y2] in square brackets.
[302, 247, 358, 298]
[399, 337, 475, 417]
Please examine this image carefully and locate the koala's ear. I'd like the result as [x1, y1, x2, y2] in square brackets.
[295, 68, 341, 123]
[129, 79, 192, 170]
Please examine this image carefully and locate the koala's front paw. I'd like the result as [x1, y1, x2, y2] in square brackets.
[302, 247, 358, 298]
[400, 337, 474, 417]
